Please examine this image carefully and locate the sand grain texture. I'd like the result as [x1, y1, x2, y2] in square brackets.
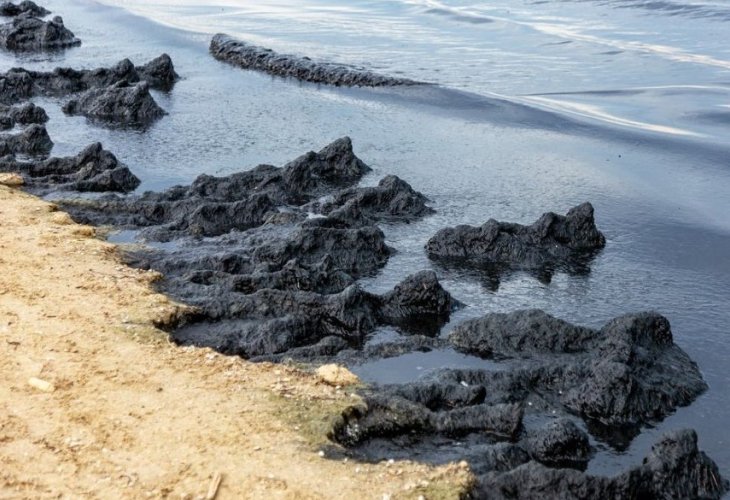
[0, 186, 471, 499]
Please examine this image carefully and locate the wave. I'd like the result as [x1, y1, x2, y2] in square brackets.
[353, 83, 730, 170]
[406, 0, 730, 71]
[600, 0, 730, 22]
[524, 20, 730, 71]
[423, 6, 493, 24]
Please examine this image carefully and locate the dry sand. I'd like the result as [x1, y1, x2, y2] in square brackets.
[0, 184, 472, 499]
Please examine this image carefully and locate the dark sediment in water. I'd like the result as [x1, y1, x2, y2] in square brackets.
[209, 33, 423, 87]
[426, 202, 606, 289]
[0, 14, 80, 51]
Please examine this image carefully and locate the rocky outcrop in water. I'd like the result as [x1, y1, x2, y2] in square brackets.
[0, 123, 51, 155]
[449, 308, 597, 359]
[67, 137, 376, 234]
[135, 53, 179, 91]
[0, 142, 140, 193]
[426, 202, 606, 287]
[306, 174, 434, 225]
[333, 380, 722, 497]
[0, 55, 178, 104]
[448, 309, 706, 428]
[174, 270, 458, 358]
[63, 80, 167, 126]
[210, 33, 422, 87]
[60, 138, 446, 359]
[331, 308, 716, 496]
[523, 419, 592, 469]
[0, 102, 47, 129]
[475, 430, 727, 499]
[0, 1, 49, 18]
[0, 14, 80, 51]
[335, 396, 524, 446]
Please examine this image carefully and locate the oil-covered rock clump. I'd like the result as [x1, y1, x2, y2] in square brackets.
[426, 202, 606, 288]
[210, 33, 422, 87]
[0, 142, 139, 193]
[476, 429, 726, 499]
[0, 101, 47, 129]
[0, 1, 50, 18]
[0, 54, 180, 190]
[0, 53, 178, 104]
[334, 309, 725, 497]
[0, 122, 50, 155]
[343, 309, 707, 440]
[62, 137, 453, 361]
[62, 80, 166, 126]
[0, 54, 177, 126]
[0, 1, 80, 52]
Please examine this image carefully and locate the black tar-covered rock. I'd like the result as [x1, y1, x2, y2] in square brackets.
[329, 307, 717, 497]
[523, 418, 592, 469]
[65, 137, 384, 237]
[63, 80, 167, 126]
[60, 138, 445, 359]
[0, 102, 48, 129]
[475, 429, 727, 499]
[306, 174, 434, 226]
[0, 1, 49, 18]
[449, 308, 597, 359]
[0, 142, 140, 193]
[0, 14, 80, 51]
[449, 309, 707, 428]
[210, 33, 423, 87]
[135, 53, 179, 91]
[426, 202, 606, 287]
[0, 54, 178, 104]
[173, 270, 458, 358]
[0, 123, 51, 156]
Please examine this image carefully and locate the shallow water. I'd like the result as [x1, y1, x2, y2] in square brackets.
[96, 0, 730, 143]
[2, 0, 729, 481]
